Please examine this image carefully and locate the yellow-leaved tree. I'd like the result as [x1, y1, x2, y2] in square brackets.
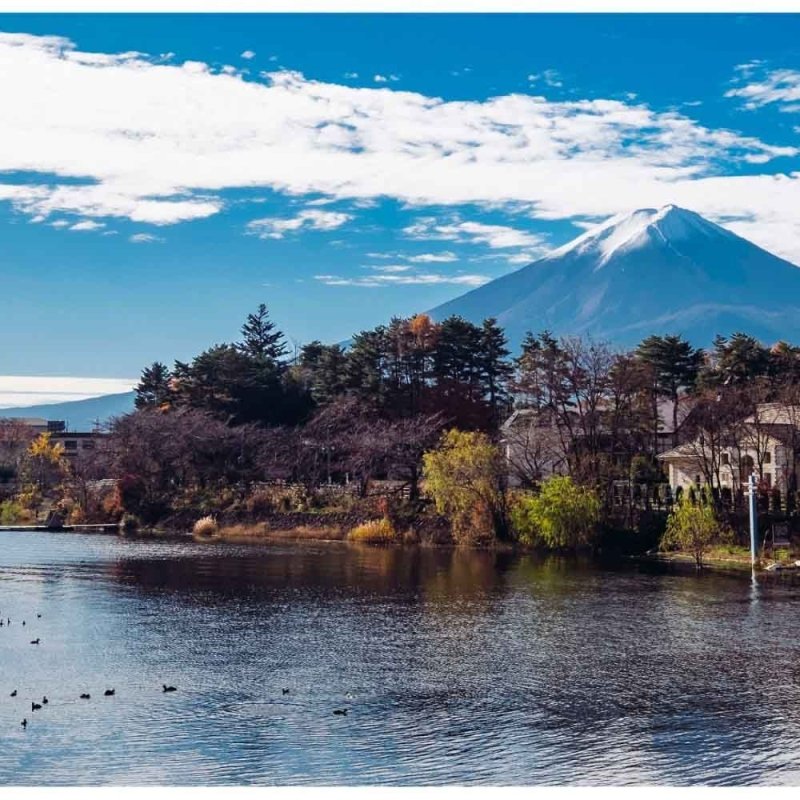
[18, 433, 66, 514]
[510, 475, 601, 550]
[422, 429, 508, 545]
[661, 496, 727, 568]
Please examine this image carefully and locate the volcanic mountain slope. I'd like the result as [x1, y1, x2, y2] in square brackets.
[427, 205, 800, 349]
[0, 391, 135, 431]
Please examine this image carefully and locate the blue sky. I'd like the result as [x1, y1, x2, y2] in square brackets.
[2, 13, 800, 394]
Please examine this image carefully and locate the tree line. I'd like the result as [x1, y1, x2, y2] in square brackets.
[8, 302, 800, 544]
[124, 306, 800, 519]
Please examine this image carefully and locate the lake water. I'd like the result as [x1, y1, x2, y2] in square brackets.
[2, 529, 800, 785]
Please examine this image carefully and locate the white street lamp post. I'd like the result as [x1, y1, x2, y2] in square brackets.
[748, 472, 758, 569]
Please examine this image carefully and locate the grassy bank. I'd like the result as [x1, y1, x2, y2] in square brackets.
[645, 544, 800, 574]
[194, 521, 348, 544]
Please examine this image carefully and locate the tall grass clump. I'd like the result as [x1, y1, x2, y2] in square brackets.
[192, 515, 219, 540]
[347, 518, 397, 544]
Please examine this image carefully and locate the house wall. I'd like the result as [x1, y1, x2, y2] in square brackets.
[667, 461, 704, 492]
[52, 433, 98, 459]
[664, 441, 794, 492]
[504, 438, 567, 487]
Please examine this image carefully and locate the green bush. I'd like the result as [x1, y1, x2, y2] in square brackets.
[661, 497, 728, 568]
[510, 476, 601, 550]
[0, 500, 31, 526]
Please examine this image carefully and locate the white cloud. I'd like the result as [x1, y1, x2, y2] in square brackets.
[404, 218, 547, 250]
[368, 264, 412, 273]
[1, 32, 800, 257]
[727, 63, 800, 111]
[240, 50, 256, 60]
[505, 252, 540, 265]
[365, 250, 459, 263]
[247, 209, 352, 239]
[0, 375, 136, 409]
[344, 72, 359, 79]
[407, 251, 458, 263]
[315, 271, 488, 288]
[373, 74, 399, 83]
[528, 69, 563, 89]
[69, 219, 105, 231]
[304, 196, 338, 206]
[129, 232, 164, 243]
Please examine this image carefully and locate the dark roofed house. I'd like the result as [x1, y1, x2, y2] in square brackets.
[501, 396, 698, 488]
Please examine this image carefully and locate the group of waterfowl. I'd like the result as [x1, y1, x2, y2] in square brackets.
[15, 686, 179, 729]
[14, 684, 348, 728]
[7, 612, 349, 728]
[4, 610, 181, 730]
[0, 614, 40, 629]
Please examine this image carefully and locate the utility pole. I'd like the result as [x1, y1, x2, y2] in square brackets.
[748, 472, 758, 569]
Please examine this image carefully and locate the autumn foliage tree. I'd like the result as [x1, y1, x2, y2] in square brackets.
[510, 476, 600, 549]
[422, 429, 509, 544]
[18, 433, 66, 513]
[662, 496, 727, 568]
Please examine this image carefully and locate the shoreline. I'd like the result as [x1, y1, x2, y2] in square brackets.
[5, 523, 798, 579]
[638, 551, 800, 576]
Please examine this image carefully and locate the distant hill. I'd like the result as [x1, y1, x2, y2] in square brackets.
[0, 391, 136, 431]
[427, 204, 800, 350]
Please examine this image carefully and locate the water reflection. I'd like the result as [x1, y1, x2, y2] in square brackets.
[2, 530, 800, 785]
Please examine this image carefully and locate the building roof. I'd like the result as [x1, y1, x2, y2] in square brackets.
[656, 397, 697, 434]
[0, 417, 48, 427]
[503, 396, 697, 435]
[657, 443, 700, 461]
[744, 403, 800, 426]
[658, 421, 799, 462]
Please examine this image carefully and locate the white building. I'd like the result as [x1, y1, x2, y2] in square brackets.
[658, 403, 800, 493]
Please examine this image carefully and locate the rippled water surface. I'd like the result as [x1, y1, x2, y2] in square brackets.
[2, 529, 800, 785]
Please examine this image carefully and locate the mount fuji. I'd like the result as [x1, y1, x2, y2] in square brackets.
[427, 205, 800, 349]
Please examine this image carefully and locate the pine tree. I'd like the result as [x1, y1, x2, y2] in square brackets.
[710, 332, 770, 387]
[512, 330, 569, 411]
[346, 327, 389, 409]
[431, 316, 492, 429]
[478, 317, 513, 428]
[433, 316, 484, 396]
[301, 343, 349, 405]
[635, 334, 703, 447]
[238, 304, 289, 363]
[134, 362, 173, 410]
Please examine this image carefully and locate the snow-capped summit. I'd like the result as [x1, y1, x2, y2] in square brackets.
[550, 205, 734, 267]
[427, 205, 800, 349]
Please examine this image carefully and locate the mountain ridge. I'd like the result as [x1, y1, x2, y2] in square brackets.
[0, 391, 136, 431]
[427, 205, 800, 349]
